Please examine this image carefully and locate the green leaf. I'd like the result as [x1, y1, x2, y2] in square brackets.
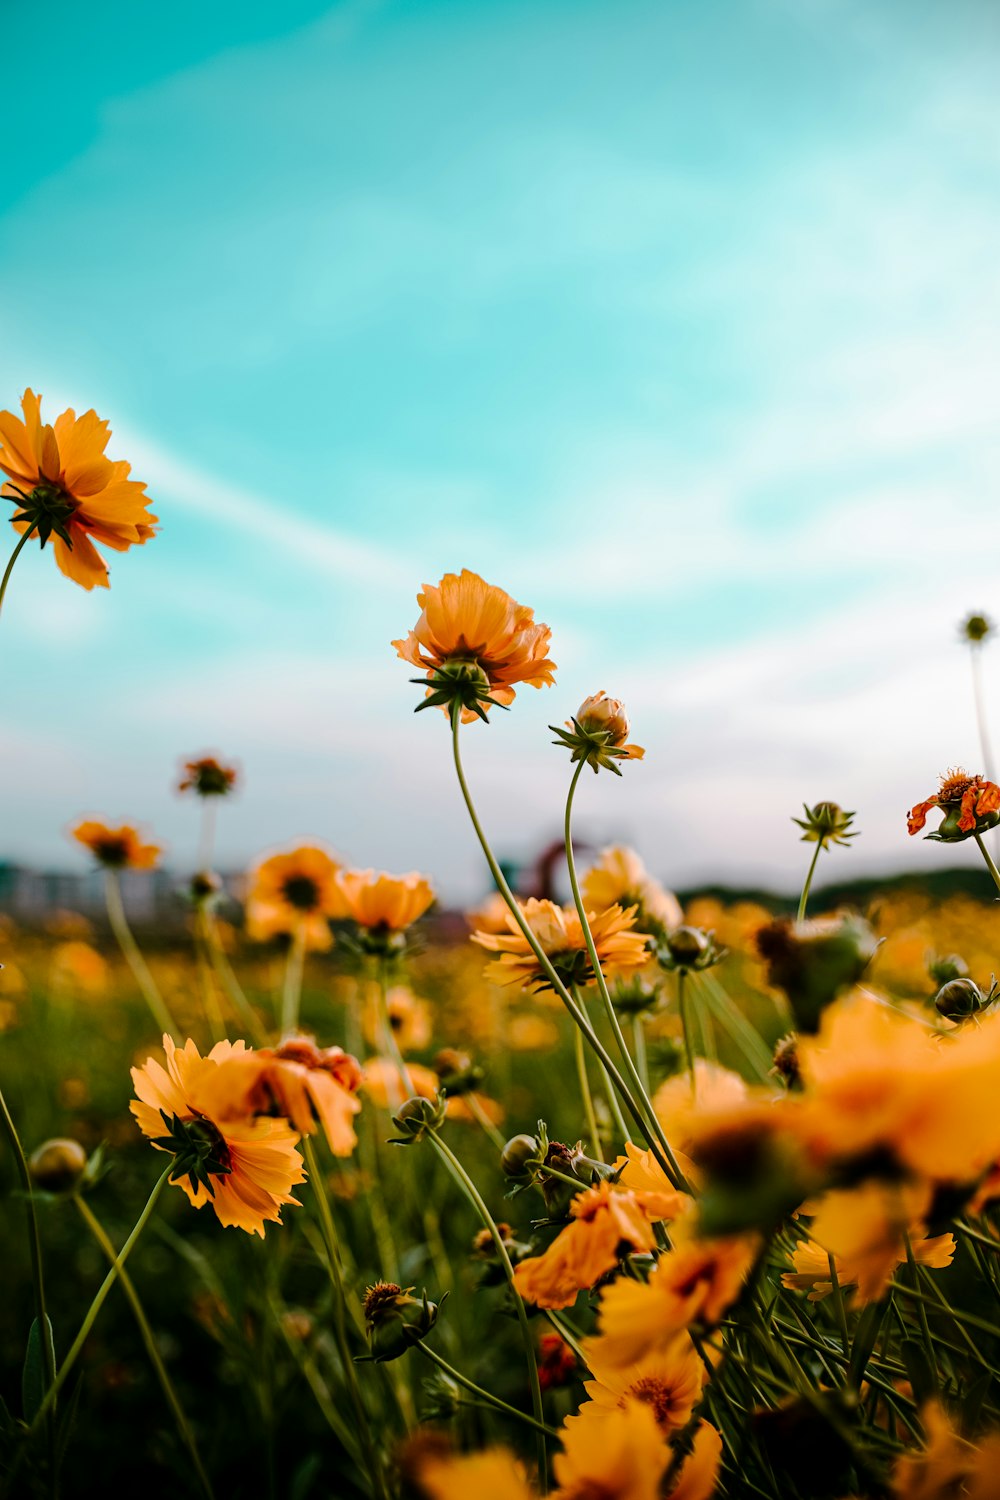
[962, 1369, 994, 1433]
[55, 1375, 84, 1477]
[900, 1338, 937, 1406]
[848, 1298, 889, 1388]
[21, 1315, 55, 1423]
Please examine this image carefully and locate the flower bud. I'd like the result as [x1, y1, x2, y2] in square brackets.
[962, 612, 993, 644]
[792, 802, 857, 850]
[362, 1281, 442, 1362]
[934, 976, 998, 1023]
[551, 691, 644, 775]
[659, 925, 725, 973]
[928, 953, 969, 987]
[28, 1138, 88, 1194]
[432, 1048, 484, 1098]
[500, 1133, 540, 1180]
[756, 914, 877, 1034]
[388, 1092, 447, 1145]
[576, 692, 631, 746]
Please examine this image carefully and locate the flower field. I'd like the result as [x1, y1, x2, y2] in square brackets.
[6, 396, 1000, 1498]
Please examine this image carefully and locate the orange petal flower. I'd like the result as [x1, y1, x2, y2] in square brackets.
[178, 754, 239, 797]
[472, 898, 650, 994]
[71, 818, 162, 871]
[907, 768, 1000, 839]
[361, 1057, 439, 1110]
[130, 1036, 305, 1237]
[513, 1182, 684, 1310]
[333, 868, 435, 931]
[392, 568, 556, 722]
[245, 843, 342, 950]
[582, 847, 682, 932]
[192, 1036, 363, 1157]
[552, 1397, 671, 1500]
[579, 1332, 707, 1436]
[0, 389, 157, 590]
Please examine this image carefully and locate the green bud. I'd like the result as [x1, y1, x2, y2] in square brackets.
[362, 1281, 442, 1362]
[28, 1138, 88, 1194]
[500, 1133, 540, 1179]
[756, 914, 878, 1034]
[388, 1092, 447, 1145]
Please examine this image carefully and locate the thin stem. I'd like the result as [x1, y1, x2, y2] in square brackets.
[464, 1090, 507, 1153]
[971, 644, 998, 786]
[677, 970, 696, 1093]
[0, 520, 37, 615]
[32, 1168, 170, 1431]
[0, 1081, 56, 1436]
[428, 1130, 548, 1492]
[75, 1195, 215, 1500]
[449, 705, 677, 1185]
[375, 960, 414, 1101]
[192, 907, 227, 1045]
[573, 1023, 603, 1161]
[632, 1015, 649, 1094]
[105, 871, 178, 1038]
[562, 758, 688, 1189]
[197, 800, 218, 874]
[415, 1341, 560, 1439]
[797, 841, 823, 923]
[279, 921, 307, 1038]
[974, 833, 1000, 897]
[202, 908, 267, 1046]
[301, 1136, 388, 1500]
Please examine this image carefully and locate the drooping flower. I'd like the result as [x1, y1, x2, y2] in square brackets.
[333, 868, 436, 940]
[71, 819, 162, 871]
[908, 769, 1000, 842]
[178, 755, 239, 797]
[582, 847, 682, 932]
[0, 389, 157, 589]
[472, 898, 650, 994]
[130, 1036, 305, 1236]
[578, 1332, 706, 1436]
[552, 692, 645, 775]
[513, 1181, 684, 1310]
[393, 568, 556, 722]
[193, 1035, 364, 1157]
[245, 844, 342, 951]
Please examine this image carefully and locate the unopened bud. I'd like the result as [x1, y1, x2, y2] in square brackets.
[935, 976, 998, 1022]
[363, 1280, 442, 1362]
[28, 1138, 88, 1194]
[501, 1133, 540, 1180]
[928, 953, 969, 987]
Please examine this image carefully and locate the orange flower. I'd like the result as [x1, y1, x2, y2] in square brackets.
[245, 844, 342, 951]
[333, 868, 435, 932]
[579, 1332, 706, 1436]
[178, 755, 238, 797]
[363, 984, 432, 1051]
[392, 568, 556, 722]
[192, 1036, 363, 1157]
[593, 1233, 758, 1364]
[552, 692, 645, 774]
[130, 1036, 305, 1236]
[409, 1445, 534, 1500]
[582, 847, 682, 932]
[907, 768, 1000, 841]
[361, 1057, 439, 1110]
[71, 819, 162, 871]
[513, 1181, 684, 1310]
[0, 389, 157, 590]
[892, 1402, 1000, 1500]
[472, 898, 650, 994]
[552, 1398, 671, 1500]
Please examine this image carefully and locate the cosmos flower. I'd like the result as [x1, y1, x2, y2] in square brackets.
[193, 1036, 364, 1157]
[178, 755, 239, 797]
[578, 1332, 707, 1436]
[71, 819, 162, 871]
[334, 868, 436, 934]
[581, 846, 682, 932]
[908, 769, 1000, 842]
[0, 389, 157, 589]
[245, 844, 343, 951]
[130, 1036, 305, 1237]
[472, 898, 649, 994]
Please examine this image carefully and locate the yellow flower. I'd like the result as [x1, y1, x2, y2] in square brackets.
[71, 819, 162, 871]
[513, 1181, 683, 1310]
[892, 1403, 1000, 1500]
[361, 1057, 439, 1111]
[578, 1332, 706, 1436]
[472, 898, 649, 994]
[363, 984, 432, 1051]
[0, 389, 157, 589]
[582, 846, 682, 931]
[552, 1398, 670, 1500]
[393, 568, 556, 722]
[130, 1037, 305, 1237]
[178, 754, 239, 797]
[408, 1445, 534, 1500]
[245, 843, 342, 951]
[653, 1063, 750, 1153]
[334, 868, 436, 932]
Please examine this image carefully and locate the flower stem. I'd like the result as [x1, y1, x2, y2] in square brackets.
[449, 705, 680, 1187]
[0, 1080, 56, 1432]
[32, 1167, 170, 1432]
[192, 907, 227, 1045]
[428, 1129, 548, 1492]
[201, 908, 267, 1046]
[796, 841, 823, 923]
[375, 960, 414, 1102]
[974, 833, 1000, 897]
[197, 800, 218, 874]
[0, 521, 37, 616]
[463, 1090, 507, 1153]
[677, 970, 697, 1093]
[562, 758, 688, 1189]
[572, 1022, 603, 1161]
[301, 1136, 388, 1500]
[105, 871, 179, 1038]
[279, 921, 307, 1038]
[414, 1340, 560, 1439]
[74, 1194, 215, 1500]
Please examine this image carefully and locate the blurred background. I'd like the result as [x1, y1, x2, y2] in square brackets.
[3, 0, 1000, 907]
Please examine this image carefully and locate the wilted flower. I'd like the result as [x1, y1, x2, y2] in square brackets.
[393, 568, 556, 722]
[245, 844, 342, 951]
[0, 389, 157, 590]
[908, 769, 1000, 842]
[551, 692, 644, 776]
[791, 802, 857, 850]
[472, 898, 649, 993]
[178, 755, 238, 798]
[130, 1036, 305, 1237]
[71, 819, 162, 871]
[362, 1280, 442, 1361]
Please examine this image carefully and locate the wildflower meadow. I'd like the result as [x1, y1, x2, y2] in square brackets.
[6, 391, 1000, 1500]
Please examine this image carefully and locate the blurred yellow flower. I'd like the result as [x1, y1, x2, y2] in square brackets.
[334, 868, 436, 932]
[582, 846, 682, 931]
[245, 843, 342, 950]
[71, 819, 162, 870]
[472, 898, 649, 994]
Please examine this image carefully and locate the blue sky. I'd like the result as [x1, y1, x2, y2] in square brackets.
[3, 0, 1000, 899]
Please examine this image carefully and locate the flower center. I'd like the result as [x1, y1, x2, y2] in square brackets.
[93, 836, 130, 867]
[627, 1375, 678, 1432]
[939, 770, 980, 803]
[282, 874, 321, 911]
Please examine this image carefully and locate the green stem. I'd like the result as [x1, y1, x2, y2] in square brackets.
[428, 1130, 548, 1492]
[464, 1090, 507, 1153]
[197, 800, 218, 874]
[375, 961, 414, 1101]
[192, 907, 227, 1045]
[302, 1136, 388, 1500]
[562, 758, 688, 1189]
[202, 908, 267, 1046]
[75, 1195, 215, 1500]
[0, 521, 37, 615]
[279, 921, 307, 1038]
[797, 841, 823, 923]
[632, 1015, 649, 1094]
[974, 833, 1000, 897]
[415, 1340, 559, 1439]
[449, 705, 676, 1183]
[32, 1168, 170, 1431]
[677, 970, 696, 1091]
[0, 1081, 56, 1433]
[543, 1310, 587, 1365]
[105, 871, 179, 1038]
[572, 1023, 603, 1161]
